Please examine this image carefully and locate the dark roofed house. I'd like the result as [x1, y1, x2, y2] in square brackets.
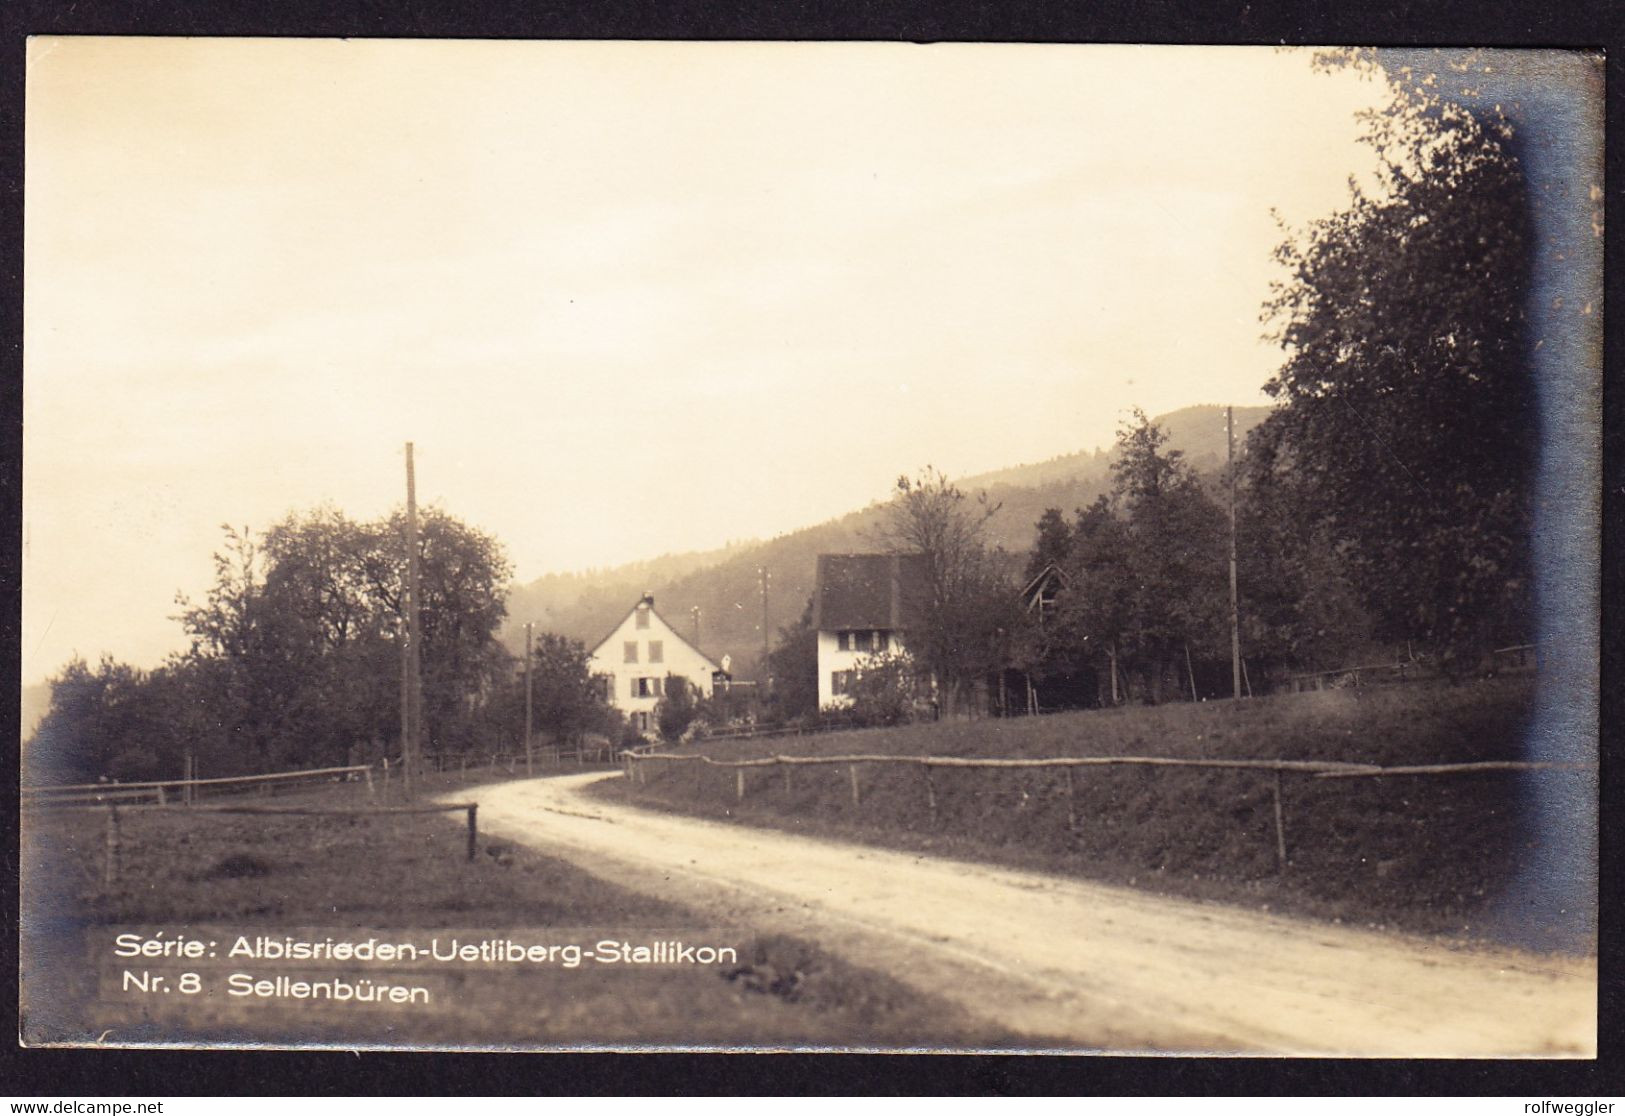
[812, 553, 928, 709]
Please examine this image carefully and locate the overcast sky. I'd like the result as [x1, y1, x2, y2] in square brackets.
[23, 40, 1392, 682]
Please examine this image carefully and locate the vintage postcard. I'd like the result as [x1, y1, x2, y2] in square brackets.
[19, 40, 1602, 1055]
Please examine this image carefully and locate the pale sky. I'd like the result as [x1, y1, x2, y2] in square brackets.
[23, 39, 1392, 683]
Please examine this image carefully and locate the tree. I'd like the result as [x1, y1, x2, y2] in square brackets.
[655, 674, 699, 741]
[527, 633, 608, 746]
[843, 651, 920, 727]
[1026, 508, 1073, 581]
[764, 598, 819, 724]
[1259, 71, 1535, 663]
[1235, 422, 1375, 677]
[373, 508, 514, 753]
[874, 466, 1017, 716]
[1029, 415, 1228, 704]
[1109, 411, 1228, 700]
[173, 507, 513, 768]
[1032, 495, 1136, 704]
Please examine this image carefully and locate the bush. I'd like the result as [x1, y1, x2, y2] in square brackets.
[655, 674, 699, 742]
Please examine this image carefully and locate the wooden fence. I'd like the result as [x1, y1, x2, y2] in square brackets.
[21, 763, 376, 807]
[23, 763, 488, 885]
[623, 748, 1592, 871]
[417, 740, 616, 776]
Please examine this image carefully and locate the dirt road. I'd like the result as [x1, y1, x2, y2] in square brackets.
[466, 772, 1596, 1055]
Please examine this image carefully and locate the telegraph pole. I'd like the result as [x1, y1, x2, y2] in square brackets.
[404, 442, 423, 791]
[1228, 408, 1242, 701]
[759, 567, 770, 668]
[523, 621, 534, 777]
[691, 606, 702, 648]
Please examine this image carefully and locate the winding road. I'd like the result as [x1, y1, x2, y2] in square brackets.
[465, 772, 1596, 1055]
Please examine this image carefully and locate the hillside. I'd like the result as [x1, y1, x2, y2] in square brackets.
[503, 404, 1271, 677]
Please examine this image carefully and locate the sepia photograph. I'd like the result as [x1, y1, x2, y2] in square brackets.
[18, 39, 1602, 1057]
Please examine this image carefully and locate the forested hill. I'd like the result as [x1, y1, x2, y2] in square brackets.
[503, 404, 1270, 677]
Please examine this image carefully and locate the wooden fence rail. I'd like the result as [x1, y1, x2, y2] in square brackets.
[625, 748, 1593, 872]
[22, 764, 376, 806]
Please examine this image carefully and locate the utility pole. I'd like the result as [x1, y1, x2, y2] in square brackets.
[1228, 407, 1242, 701]
[524, 621, 534, 777]
[404, 442, 423, 791]
[691, 606, 702, 648]
[759, 567, 770, 669]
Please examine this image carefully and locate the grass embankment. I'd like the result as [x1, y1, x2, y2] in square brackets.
[21, 766, 1023, 1050]
[607, 678, 1567, 942]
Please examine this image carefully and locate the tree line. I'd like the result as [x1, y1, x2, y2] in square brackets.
[27, 507, 627, 785]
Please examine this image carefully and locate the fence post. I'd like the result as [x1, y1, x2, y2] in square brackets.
[736, 769, 746, 801]
[466, 804, 478, 862]
[782, 763, 791, 795]
[923, 763, 936, 824]
[849, 764, 861, 807]
[103, 804, 121, 886]
[364, 766, 376, 798]
[156, 784, 167, 807]
[1272, 770, 1288, 871]
[1065, 767, 1078, 830]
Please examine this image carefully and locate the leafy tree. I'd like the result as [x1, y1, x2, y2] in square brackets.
[1028, 415, 1227, 704]
[1258, 73, 1534, 663]
[844, 651, 920, 727]
[764, 598, 819, 723]
[527, 633, 609, 746]
[374, 508, 514, 753]
[175, 507, 512, 767]
[1235, 423, 1375, 677]
[1026, 508, 1073, 581]
[1109, 411, 1228, 700]
[1037, 495, 1137, 703]
[875, 466, 1018, 716]
[25, 656, 200, 784]
[655, 674, 699, 741]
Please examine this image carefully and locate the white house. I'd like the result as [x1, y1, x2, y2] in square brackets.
[811, 553, 928, 709]
[587, 593, 726, 734]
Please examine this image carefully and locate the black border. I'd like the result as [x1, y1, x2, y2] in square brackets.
[2, 0, 1620, 1098]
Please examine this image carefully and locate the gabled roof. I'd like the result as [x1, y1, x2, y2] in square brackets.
[587, 595, 723, 674]
[1020, 562, 1070, 608]
[812, 553, 928, 632]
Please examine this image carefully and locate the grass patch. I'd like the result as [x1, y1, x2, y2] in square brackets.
[606, 677, 1573, 943]
[21, 783, 1028, 1050]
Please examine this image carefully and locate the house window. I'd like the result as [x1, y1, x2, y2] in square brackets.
[635, 608, 650, 630]
[831, 670, 856, 696]
[876, 631, 890, 652]
[852, 630, 873, 653]
[624, 641, 638, 663]
[837, 631, 849, 651]
[648, 640, 663, 664]
[633, 677, 660, 699]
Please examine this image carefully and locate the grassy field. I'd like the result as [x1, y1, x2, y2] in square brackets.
[605, 677, 1586, 944]
[20, 766, 1030, 1050]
